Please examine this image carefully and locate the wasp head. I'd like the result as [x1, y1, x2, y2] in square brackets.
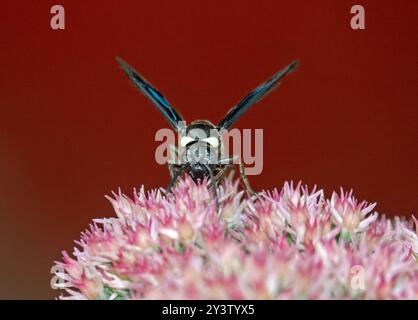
[177, 120, 223, 181]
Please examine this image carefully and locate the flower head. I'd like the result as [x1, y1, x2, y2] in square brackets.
[53, 176, 418, 299]
[329, 189, 378, 237]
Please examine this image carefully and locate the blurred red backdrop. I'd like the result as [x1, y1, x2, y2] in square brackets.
[0, 0, 417, 299]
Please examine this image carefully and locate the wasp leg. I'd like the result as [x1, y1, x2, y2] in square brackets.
[168, 144, 182, 165]
[213, 164, 235, 185]
[167, 163, 189, 193]
[218, 155, 239, 165]
[168, 163, 175, 179]
[202, 164, 221, 212]
[239, 162, 256, 197]
[218, 157, 237, 180]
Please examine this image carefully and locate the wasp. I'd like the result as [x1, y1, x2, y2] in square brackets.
[116, 57, 298, 196]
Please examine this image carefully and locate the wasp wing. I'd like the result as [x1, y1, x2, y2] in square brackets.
[218, 60, 299, 129]
[116, 57, 184, 130]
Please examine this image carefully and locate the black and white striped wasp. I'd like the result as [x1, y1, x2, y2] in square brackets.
[116, 57, 298, 195]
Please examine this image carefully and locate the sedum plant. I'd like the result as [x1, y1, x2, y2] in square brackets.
[52, 177, 418, 299]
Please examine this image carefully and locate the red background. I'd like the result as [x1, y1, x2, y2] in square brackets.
[0, 1, 417, 299]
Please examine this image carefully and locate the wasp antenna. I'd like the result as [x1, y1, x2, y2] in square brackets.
[116, 57, 184, 130]
[218, 60, 299, 129]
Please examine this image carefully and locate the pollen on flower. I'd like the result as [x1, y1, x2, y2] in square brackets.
[53, 176, 418, 300]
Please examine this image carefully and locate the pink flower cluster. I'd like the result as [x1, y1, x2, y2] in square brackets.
[53, 177, 418, 299]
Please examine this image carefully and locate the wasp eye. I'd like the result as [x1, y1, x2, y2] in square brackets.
[202, 137, 219, 148]
[180, 136, 195, 147]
